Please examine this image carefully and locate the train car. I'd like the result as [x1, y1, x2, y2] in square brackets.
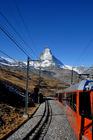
[56, 80, 93, 140]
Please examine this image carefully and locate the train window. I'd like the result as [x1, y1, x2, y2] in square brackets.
[73, 92, 77, 112]
[59, 93, 62, 103]
[63, 93, 66, 106]
[66, 92, 73, 108]
[66, 92, 77, 112]
[79, 91, 91, 119]
[70, 93, 72, 108]
[66, 93, 69, 105]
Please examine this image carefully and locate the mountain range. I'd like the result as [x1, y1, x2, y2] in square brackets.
[0, 47, 92, 74]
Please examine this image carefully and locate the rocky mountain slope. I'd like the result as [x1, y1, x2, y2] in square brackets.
[0, 47, 92, 74]
[0, 47, 93, 84]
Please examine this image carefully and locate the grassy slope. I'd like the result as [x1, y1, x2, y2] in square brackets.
[0, 67, 69, 139]
[0, 67, 69, 95]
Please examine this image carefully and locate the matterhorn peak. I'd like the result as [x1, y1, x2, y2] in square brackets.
[39, 47, 52, 61]
[45, 46, 50, 50]
[38, 47, 64, 68]
[0, 47, 64, 69]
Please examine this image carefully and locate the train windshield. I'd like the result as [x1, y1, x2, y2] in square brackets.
[79, 91, 91, 119]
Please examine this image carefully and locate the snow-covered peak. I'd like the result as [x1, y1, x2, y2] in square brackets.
[39, 47, 52, 61]
[38, 47, 64, 68]
[61, 65, 89, 74]
[0, 48, 90, 74]
[0, 57, 18, 66]
[0, 56, 26, 67]
[0, 48, 64, 69]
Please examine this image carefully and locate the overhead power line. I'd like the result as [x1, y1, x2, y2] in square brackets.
[76, 38, 93, 65]
[13, 0, 38, 57]
[0, 49, 16, 61]
[0, 11, 37, 58]
[0, 49, 29, 70]
[0, 23, 31, 57]
[14, 0, 29, 36]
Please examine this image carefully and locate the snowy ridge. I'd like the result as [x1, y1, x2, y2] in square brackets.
[61, 65, 88, 74]
[0, 57, 18, 66]
[0, 57, 26, 67]
[0, 48, 91, 74]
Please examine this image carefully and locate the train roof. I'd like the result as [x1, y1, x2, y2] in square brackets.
[57, 80, 93, 93]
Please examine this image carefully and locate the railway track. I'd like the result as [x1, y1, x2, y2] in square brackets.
[38, 99, 52, 140]
[6, 97, 52, 140]
[24, 98, 52, 140]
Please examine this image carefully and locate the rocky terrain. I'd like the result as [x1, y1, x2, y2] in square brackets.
[0, 47, 93, 74]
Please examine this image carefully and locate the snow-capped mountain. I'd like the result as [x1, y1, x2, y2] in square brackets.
[39, 47, 64, 68]
[26, 47, 64, 69]
[61, 65, 89, 74]
[0, 47, 64, 69]
[0, 57, 18, 66]
[0, 57, 25, 67]
[0, 47, 92, 74]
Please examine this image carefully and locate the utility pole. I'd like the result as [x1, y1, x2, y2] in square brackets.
[38, 62, 41, 104]
[23, 56, 30, 118]
[71, 67, 73, 85]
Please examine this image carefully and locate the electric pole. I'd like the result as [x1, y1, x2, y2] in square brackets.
[38, 61, 41, 104]
[23, 56, 30, 118]
[71, 67, 73, 85]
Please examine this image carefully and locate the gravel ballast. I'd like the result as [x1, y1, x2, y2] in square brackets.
[44, 99, 77, 140]
[7, 102, 45, 140]
[7, 99, 77, 140]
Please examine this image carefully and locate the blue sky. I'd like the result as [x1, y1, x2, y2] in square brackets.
[0, 0, 93, 66]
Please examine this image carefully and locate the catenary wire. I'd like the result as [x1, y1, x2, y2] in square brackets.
[0, 22, 31, 58]
[13, 0, 38, 57]
[0, 11, 37, 59]
[0, 49, 30, 70]
[0, 49, 17, 61]
[75, 38, 93, 65]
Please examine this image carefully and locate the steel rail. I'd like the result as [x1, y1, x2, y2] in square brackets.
[24, 98, 52, 140]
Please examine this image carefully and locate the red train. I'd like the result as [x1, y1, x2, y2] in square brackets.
[56, 80, 93, 140]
